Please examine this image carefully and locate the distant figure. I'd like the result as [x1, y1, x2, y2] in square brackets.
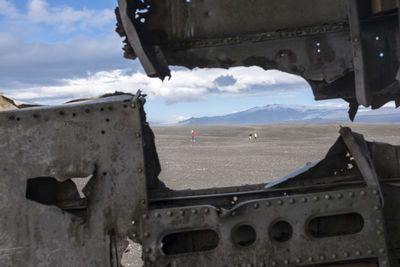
[191, 130, 195, 142]
[254, 132, 258, 140]
[249, 133, 252, 140]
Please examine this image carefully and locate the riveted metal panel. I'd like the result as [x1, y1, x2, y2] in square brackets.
[140, 188, 390, 266]
[0, 94, 148, 267]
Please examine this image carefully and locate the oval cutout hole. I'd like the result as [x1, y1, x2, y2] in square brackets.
[308, 213, 364, 238]
[231, 224, 256, 247]
[162, 229, 218, 255]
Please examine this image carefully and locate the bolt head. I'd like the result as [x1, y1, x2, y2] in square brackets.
[360, 190, 366, 196]
[167, 211, 172, 217]
[320, 255, 325, 260]
[284, 259, 289, 264]
[191, 209, 197, 214]
[332, 254, 337, 259]
[349, 192, 354, 197]
[277, 200, 283, 205]
[253, 203, 259, 209]
[301, 197, 307, 203]
[289, 199, 295, 204]
[313, 196, 319, 201]
[265, 201, 271, 207]
[336, 193, 343, 199]
[204, 208, 209, 214]
[325, 195, 330, 200]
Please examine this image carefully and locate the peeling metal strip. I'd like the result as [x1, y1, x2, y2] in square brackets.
[346, 0, 370, 106]
[339, 127, 384, 205]
[117, 0, 157, 76]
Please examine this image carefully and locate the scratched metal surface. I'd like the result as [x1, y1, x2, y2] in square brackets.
[0, 94, 147, 267]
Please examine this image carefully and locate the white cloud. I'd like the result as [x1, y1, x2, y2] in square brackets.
[4, 67, 309, 105]
[316, 102, 347, 108]
[0, 0, 19, 19]
[0, 0, 114, 33]
[26, 0, 114, 33]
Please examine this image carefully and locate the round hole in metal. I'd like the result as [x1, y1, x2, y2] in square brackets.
[270, 221, 293, 242]
[231, 224, 256, 247]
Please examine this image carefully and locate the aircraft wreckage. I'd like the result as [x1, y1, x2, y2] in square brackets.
[1, 0, 400, 266]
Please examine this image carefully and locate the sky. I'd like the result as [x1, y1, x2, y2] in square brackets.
[0, 0, 386, 124]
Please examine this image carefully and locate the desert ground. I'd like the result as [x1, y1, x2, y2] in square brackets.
[122, 123, 400, 266]
[153, 123, 400, 190]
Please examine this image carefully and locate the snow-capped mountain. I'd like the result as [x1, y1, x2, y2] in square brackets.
[179, 104, 400, 125]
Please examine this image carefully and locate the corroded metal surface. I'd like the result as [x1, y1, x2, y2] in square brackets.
[139, 128, 400, 266]
[1, 95, 400, 266]
[116, 0, 400, 117]
[1, 1, 400, 266]
[0, 94, 149, 266]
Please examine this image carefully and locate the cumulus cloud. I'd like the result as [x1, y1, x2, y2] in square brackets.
[0, 33, 136, 89]
[4, 67, 309, 104]
[0, 0, 310, 109]
[0, 1, 133, 90]
[0, 0, 114, 33]
[0, 0, 19, 18]
[26, 0, 114, 33]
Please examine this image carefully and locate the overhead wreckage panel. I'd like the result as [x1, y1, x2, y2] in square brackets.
[116, 0, 400, 118]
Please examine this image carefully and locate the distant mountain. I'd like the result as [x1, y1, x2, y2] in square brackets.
[179, 104, 400, 125]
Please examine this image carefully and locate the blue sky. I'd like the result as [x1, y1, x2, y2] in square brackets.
[0, 0, 357, 124]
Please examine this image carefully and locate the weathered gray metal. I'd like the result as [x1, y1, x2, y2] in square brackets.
[0, 94, 149, 266]
[138, 127, 400, 266]
[1, 93, 400, 266]
[116, 0, 400, 118]
[1, 1, 400, 266]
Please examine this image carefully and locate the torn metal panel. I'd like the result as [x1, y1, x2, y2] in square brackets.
[347, 0, 370, 107]
[0, 94, 17, 111]
[139, 128, 400, 266]
[339, 127, 383, 203]
[0, 93, 150, 266]
[116, 0, 400, 118]
[2, 93, 400, 266]
[0, 94, 39, 111]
